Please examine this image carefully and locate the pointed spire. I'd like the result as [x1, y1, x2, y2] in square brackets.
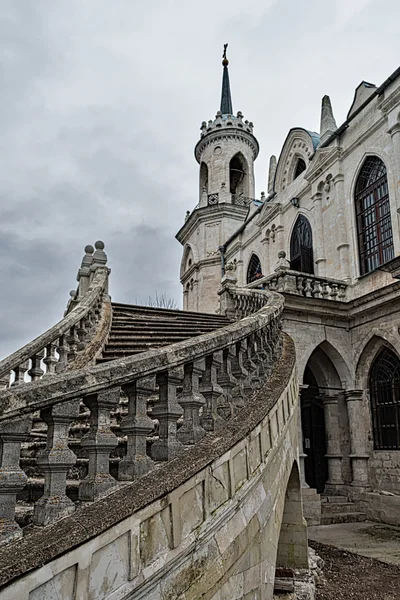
[220, 43, 233, 115]
[320, 95, 337, 143]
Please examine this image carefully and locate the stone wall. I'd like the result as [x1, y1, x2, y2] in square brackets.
[0, 336, 306, 600]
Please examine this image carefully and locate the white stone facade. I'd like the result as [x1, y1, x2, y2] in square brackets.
[177, 62, 400, 523]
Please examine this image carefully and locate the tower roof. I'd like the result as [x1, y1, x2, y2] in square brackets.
[220, 43, 233, 115]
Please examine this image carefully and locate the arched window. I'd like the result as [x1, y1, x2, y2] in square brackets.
[200, 162, 208, 195]
[230, 153, 246, 196]
[355, 156, 394, 275]
[294, 158, 306, 180]
[247, 254, 262, 283]
[290, 215, 314, 274]
[369, 347, 400, 450]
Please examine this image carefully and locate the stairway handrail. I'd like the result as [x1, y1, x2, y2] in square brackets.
[0, 290, 283, 422]
[0, 266, 109, 381]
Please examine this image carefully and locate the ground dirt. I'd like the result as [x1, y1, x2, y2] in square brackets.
[310, 540, 400, 600]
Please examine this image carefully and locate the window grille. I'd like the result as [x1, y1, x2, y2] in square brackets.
[355, 156, 394, 275]
[290, 215, 314, 274]
[294, 158, 306, 180]
[369, 348, 400, 450]
[247, 254, 262, 283]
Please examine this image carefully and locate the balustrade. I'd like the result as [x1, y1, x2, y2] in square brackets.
[0, 288, 284, 546]
[0, 242, 111, 388]
[246, 266, 348, 302]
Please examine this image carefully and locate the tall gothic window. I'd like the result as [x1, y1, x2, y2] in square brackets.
[290, 215, 314, 274]
[355, 156, 394, 275]
[247, 254, 262, 283]
[369, 348, 400, 450]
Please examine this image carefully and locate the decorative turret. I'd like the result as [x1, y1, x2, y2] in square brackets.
[177, 45, 260, 314]
[320, 95, 337, 144]
[194, 44, 259, 207]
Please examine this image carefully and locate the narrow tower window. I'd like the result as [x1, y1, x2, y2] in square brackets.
[230, 153, 246, 196]
[200, 162, 208, 195]
[247, 254, 262, 283]
[290, 215, 314, 274]
[369, 347, 400, 450]
[355, 156, 394, 275]
[294, 158, 306, 180]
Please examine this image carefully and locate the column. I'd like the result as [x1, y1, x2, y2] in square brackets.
[345, 389, 370, 487]
[312, 191, 326, 277]
[298, 385, 308, 488]
[333, 173, 351, 281]
[321, 394, 343, 489]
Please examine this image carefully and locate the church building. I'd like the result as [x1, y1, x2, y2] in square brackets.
[176, 49, 400, 525]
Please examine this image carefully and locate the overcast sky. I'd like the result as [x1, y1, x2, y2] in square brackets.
[0, 0, 399, 358]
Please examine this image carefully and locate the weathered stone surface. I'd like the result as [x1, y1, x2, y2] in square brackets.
[0, 334, 296, 598]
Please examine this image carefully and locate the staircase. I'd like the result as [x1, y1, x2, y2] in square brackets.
[17, 304, 232, 525]
[98, 303, 232, 362]
[321, 495, 366, 524]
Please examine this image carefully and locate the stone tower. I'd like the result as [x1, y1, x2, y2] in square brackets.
[176, 45, 259, 314]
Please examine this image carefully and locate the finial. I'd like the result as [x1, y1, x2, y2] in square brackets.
[222, 43, 229, 66]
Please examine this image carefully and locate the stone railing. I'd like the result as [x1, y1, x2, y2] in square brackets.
[0, 241, 111, 388]
[0, 290, 284, 549]
[219, 280, 276, 320]
[247, 260, 348, 302]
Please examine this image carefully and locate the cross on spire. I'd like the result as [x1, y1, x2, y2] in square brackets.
[220, 43, 233, 115]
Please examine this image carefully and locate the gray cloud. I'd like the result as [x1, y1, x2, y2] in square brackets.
[0, 0, 399, 357]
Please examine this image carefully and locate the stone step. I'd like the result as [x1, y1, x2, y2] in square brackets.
[320, 512, 367, 525]
[321, 502, 361, 515]
[111, 302, 228, 321]
[321, 495, 350, 504]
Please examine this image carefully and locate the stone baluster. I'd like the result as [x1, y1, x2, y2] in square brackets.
[33, 399, 80, 526]
[76, 318, 88, 351]
[28, 350, 45, 382]
[0, 416, 32, 544]
[66, 325, 79, 362]
[296, 276, 305, 295]
[312, 280, 322, 299]
[231, 340, 249, 411]
[200, 353, 225, 432]
[330, 283, 338, 300]
[43, 342, 58, 375]
[244, 336, 260, 390]
[338, 284, 347, 301]
[55, 334, 69, 373]
[320, 394, 343, 491]
[254, 331, 268, 380]
[177, 361, 206, 444]
[345, 389, 370, 488]
[119, 382, 154, 480]
[151, 370, 183, 460]
[11, 360, 29, 386]
[217, 347, 238, 420]
[79, 387, 120, 501]
[304, 278, 313, 297]
[321, 281, 329, 299]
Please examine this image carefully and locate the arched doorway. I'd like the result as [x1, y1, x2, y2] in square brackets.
[301, 343, 350, 493]
[301, 366, 328, 493]
[290, 215, 314, 274]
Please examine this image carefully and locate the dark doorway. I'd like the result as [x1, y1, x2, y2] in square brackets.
[301, 366, 328, 493]
[290, 214, 314, 274]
